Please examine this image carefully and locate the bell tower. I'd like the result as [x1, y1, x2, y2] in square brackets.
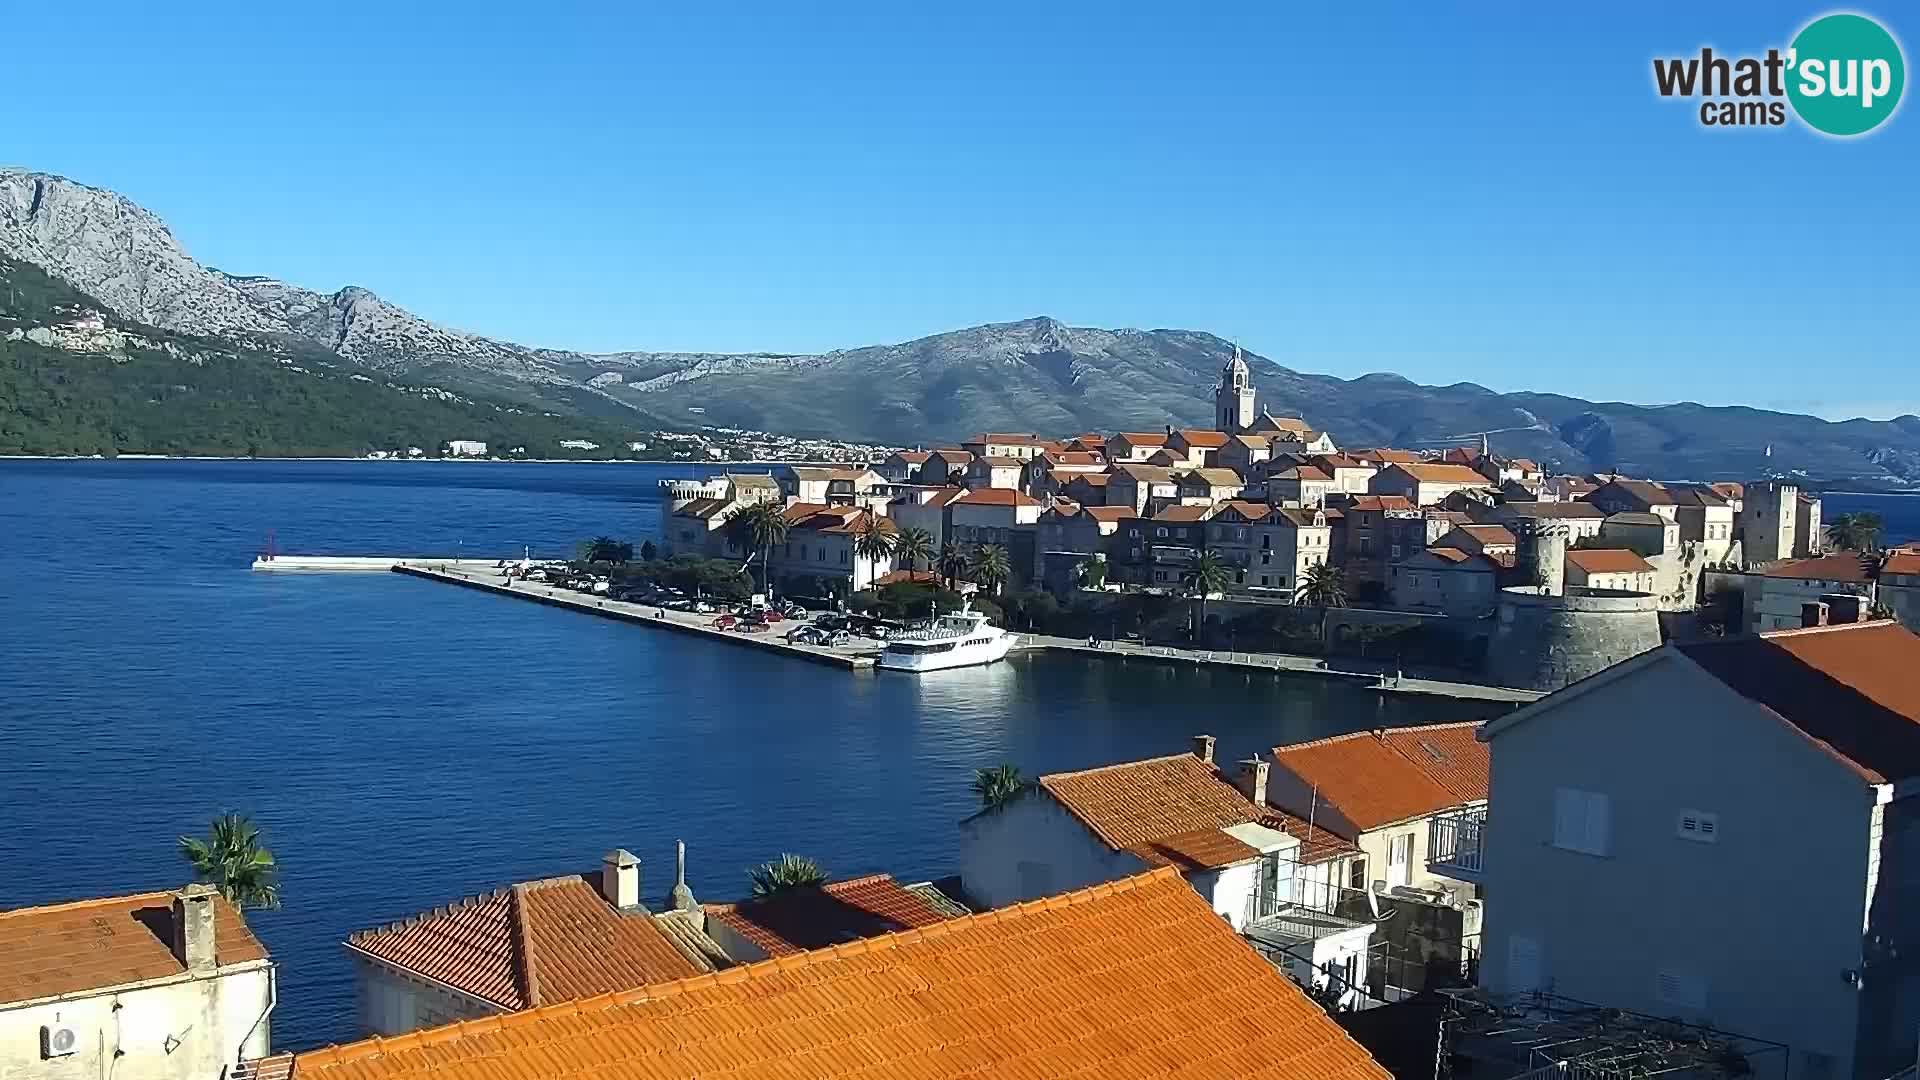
[1215, 345, 1255, 432]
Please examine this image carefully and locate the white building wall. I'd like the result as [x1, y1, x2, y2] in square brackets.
[354, 956, 496, 1038]
[1481, 653, 1872, 1080]
[0, 965, 272, 1080]
[958, 794, 1148, 910]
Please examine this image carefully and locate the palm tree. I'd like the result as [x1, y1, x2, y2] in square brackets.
[893, 526, 936, 577]
[1295, 562, 1349, 654]
[939, 542, 974, 591]
[853, 514, 897, 590]
[969, 543, 1011, 597]
[971, 764, 1026, 811]
[747, 853, 828, 898]
[1182, 551, 1233, 645]
[580, 536, 630, 564]
[1826, 512, 1884, 552]
[179, 813, 280, 910]
[725, 501, 790, 598]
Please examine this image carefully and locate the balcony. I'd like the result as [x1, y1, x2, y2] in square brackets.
[1427, 806, 1486, 882]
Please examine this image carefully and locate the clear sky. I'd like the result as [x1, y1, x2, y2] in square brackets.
[6, 2, 1915, 418]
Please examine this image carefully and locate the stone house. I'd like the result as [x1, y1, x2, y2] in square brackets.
[1107, 463, 1180, 515]
[1106, 431, 1169, 462]
[1564, 548, 1656, 593]
[876, 450, 930, 482]
[915, 448, 973, 486]
[1061, 470, 1113, 506]
[1369, 463, 1495, 506]
[0, 885, 275, 1080]
[1475, 621, 1920, 1080]
[783, 466, 886, 508]
[1883, 550, 1920, 632]
[1020, 450, 1104, 494]
[1585, 479, 1679, 522]
[1477, 500, 1605, 544]
[962, 455, 1023, 490]
[1598, 511, 1680, 557]
[959, 433, 1051, 461]
[1667, 484, 1739, 561]
[1728, 552, 1880, 633]
[1337, 495, 1424, 594]
[1034, 504, 1132, 592]
[1205, 501, 1331, 596]
[1309, 453, 1378, 495]
[1268, 465, 1334, 508]
[1164, 428, 1228, 467]
[1435, 524, 1518, 563]
[1216, 434, 1273, 476]
[958, 740, 1378, 1008]
[1139, 504, 1215, 588]
[1392, 547, 1501, 617]
[946, 488, 1044, 583]
[665, 496, 738, 558]
[885, 486, 965, 553]
[767, 504, 898, 593]
[1741, 480, 1823, 562]
[1265, 723, 1488, 900]
[1176, 467, 1244, 506]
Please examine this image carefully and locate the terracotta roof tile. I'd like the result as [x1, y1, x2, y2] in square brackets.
[704, 875, 960, 958]
[1885, 552, 1920, 576]
[291, 869, 1391, 1080]
[1677, 622, 1920, 784]
[1260, 808, 1362, 865]
[952, 487, 1041, 507]
[1566, 548, 1653, 575]
[1152, 504, 1216, 523]
[1125, 827, 1261, 871]
[0, 890, 269, 1006]
[1174, 429, 1232, 448]
[1082, 505, 1136, 523]
[347, 875, 704, 1011]
[1069, 471, 1112, 486]
[1038, 753, 1264, 859]
[1113, 431, 1169, 447]
[1761, 552, 1877, 582]
[1497, 501, 1604, 519]
[1271, 722, 1488, 834]
[1390, 463, 1492, 484]
[1595, 479, 1676, 506]
[1185, 467, 1245, 486]
[1354, 448, 1420, 463]
[1346, 495, 1414, 512]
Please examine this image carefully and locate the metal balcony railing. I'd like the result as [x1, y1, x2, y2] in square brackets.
[1428, 806, 1487, 878]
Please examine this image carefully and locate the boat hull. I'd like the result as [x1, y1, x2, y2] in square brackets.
[877, 634, 1018, 672]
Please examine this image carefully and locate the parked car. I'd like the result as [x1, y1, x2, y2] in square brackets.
[785, 625, 822, 645]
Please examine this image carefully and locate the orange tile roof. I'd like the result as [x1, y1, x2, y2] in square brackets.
[1354, 448, 1420, 463]
[1391, 463, 1492, 485]
[1125, 827, 1260, 871]
[1152, 504, 1216, 523]
[1347, 495, 1415, 512]
[974, 455, 1024, 467]
[1038, 753, 1265, 861]
[1082, 505, 1136, 523]
[1112, 431, 1168, 447]
[1885, 552, 1920, 576]
[290, 869, 1390, 1080]
[1449, 524, 1517, 547]
[704, 875, 959, 958]
[871, 569, 943, 588]
[1271, 722, 1488, 835]
[0, 889, 269, 1006]
[1565, 548, 1653, 575]
[1216, 500, 1273, 522]
[1174, 428, 1231, 448]
[1041, 450, 1104, 466]
[1677, 622, 1920, 784]
[1069, 471, 1112, 486]
[1185, 467, 1245, 486]
[1761, 552, 1877, 582]
[1112, 463, 1176, 482]
[1261, 807, 1362, 865]
[952, 487, 1041, 507]
[347, 875, 705, 1011]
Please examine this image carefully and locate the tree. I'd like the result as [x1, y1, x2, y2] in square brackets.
[179, 813, 280, 910]
[1295, 563, 1349, 654]
[1076, 557, 1107, 590]
[893, 526, 936, 576]
[640, 540, 658, 562]
[1183, 552, 1233, 644]
[747, 853, 827, 898]
[939, 542, 974, 592]
[580, 536, 632, 564]
[725, 501, 790, 598]
[971, 764, 1026, 811]
[853, 514, 897, 589]
[1826, 512, 1884, 552]
[969, 543, 1011, 597]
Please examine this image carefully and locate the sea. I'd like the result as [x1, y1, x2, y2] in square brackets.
[0, 459, 1508, 1051]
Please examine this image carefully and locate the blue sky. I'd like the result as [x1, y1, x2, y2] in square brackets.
[7, 2, 1915, 418]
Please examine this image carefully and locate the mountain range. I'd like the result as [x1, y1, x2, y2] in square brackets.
[3, 167, 1917, 486]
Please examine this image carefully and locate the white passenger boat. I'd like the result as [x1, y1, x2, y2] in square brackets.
[877, 603, 1017, 672]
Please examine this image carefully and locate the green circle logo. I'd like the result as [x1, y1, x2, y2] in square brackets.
[1787, 13, 1906, 136]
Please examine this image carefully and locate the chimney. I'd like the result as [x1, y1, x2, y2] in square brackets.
[1238, 759, 1270, 808]
[1191, 734, 1216, 765]
[1801, 601, 1830, 629]
[669, 839, 697, 915]
[171, 883, 218, 974]
[600, 849, 642, 912]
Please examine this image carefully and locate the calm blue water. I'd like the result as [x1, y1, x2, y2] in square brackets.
[1823, 493, 1920, 546]
[0, 459, 1505, 1051]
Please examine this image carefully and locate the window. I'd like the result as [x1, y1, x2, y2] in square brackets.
[1553, 788, 1611, 855]
[1676, 809, 1718, 843]
[1261, 551, 1271, 565]
[1387, 832, 1413, 888]
[1155, 527, 1168, 538]
[1347, 856, 1368, 890]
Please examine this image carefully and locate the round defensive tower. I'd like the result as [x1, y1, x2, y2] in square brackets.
[1487, 586, 1661, 693]
[1511, 520, 1568, 597]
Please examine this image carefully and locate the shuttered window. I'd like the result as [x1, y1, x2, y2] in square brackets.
[1553, 788, 1611, 856]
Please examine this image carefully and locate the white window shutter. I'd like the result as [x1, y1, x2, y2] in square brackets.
[1553, 789, 1581, 849]
[1586, 792, 1611, 856]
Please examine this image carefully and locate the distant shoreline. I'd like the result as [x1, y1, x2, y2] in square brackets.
[0, 454, 824, 466]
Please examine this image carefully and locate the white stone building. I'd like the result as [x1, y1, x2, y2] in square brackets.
[0, 884, 275, 1080]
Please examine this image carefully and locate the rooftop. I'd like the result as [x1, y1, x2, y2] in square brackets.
[1495, 500, 1605, 519]
[1173, 428, 1231, 448]
[1113, 431, 1168, 446]
[290, 869, 1390, 1080]
[1081, 504, 1136, 523]
[1273, 465, 1333, 482]
[1676, 621, 1920, 784]
[1391, 463, 1492, 485]
[952, 487, 1041, 508]
[1447, 524, 1518, 548]
[1886, 552, 1920, 576]
[1037, 752, 1267, 869]
[1151, 504, 1216, 523]
[1759, 552, 1877, 582]
[0, 888, 269, 1006]
[1355, 448, 1421, 463]
[1270, 722, 1488, 834]
[704, 874, 959, 958]
[1346, 495, 1415, 512]
[1593, 478, 1676, 506]
[1565, 548, 1654, 575]
[1601, 511, 1670, 526]
[1184, 467, 1245, 486]
[346, 874, 708, 1011]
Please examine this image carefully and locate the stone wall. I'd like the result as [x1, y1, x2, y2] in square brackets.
[1486, 587, 1661, 691]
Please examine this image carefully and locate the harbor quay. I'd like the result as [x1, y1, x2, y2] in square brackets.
[248, 554, 1538, 699]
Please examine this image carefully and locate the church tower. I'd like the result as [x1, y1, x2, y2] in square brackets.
[1215, 345, 1255, 432]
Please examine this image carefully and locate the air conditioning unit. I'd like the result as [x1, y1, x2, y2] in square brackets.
[41, 1024, 78, 1059]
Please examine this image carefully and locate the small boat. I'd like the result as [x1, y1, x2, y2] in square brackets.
[877, 602, 1017, 673]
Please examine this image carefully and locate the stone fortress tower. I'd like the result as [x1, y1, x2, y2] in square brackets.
[1215, 345, 1255, 433]
[1488, 520, 1661, 692]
